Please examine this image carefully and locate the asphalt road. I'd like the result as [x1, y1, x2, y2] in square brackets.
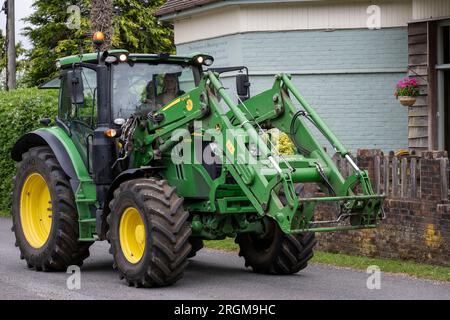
[0, 218, 449, 300]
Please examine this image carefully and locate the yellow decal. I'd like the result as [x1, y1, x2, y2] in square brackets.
[186, 99, 193, 111]
[162, 98, 181, 111]
[226, 140, 235, 154]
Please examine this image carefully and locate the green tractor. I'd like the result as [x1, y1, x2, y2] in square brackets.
[11, 35, 384, 287]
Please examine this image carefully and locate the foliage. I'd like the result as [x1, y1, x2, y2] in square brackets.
[0, 29, 28, 89]
[0, 88, 58, 212]
[395, 77, 420, 98]
[23, 0, 175, 87]
[204, 239, 450, 282]
[22, 0, 92, 87]
[113, 0, 174, 54]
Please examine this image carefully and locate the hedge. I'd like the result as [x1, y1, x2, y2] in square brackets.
[0, 88, 58, 213]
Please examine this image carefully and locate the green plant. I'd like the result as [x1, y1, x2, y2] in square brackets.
[0, 88, 58, 213]
[395, 77, 420, 98]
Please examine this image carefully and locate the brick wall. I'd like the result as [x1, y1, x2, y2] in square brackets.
[316, 150, 450, 267]
[177, 28, 409, 153]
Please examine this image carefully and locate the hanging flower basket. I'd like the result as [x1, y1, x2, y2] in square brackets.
[398, 96, 416, 107]
[395, 77, 419, 107]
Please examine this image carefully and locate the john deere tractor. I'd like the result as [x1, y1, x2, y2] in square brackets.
[10, 33, 384, 287]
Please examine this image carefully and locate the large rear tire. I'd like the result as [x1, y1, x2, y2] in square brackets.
[236, 218, 316, 275]
[107, 178, 192, 287]
[12, 146, 92, 271]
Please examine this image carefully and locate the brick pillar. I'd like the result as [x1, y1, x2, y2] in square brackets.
[420, 151, 448, 202]
[357, 149, 383, 180]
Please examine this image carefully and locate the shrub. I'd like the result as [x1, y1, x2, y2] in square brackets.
[0, 88, 58, 213]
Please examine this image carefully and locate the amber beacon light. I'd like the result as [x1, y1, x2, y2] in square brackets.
[92, 31, 105, 46]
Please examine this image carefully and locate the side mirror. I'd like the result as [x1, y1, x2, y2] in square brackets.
[236, 73, 250, 101]
[67, 68, 84, 106]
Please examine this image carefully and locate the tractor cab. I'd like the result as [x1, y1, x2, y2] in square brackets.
[40, 47, 215, 183]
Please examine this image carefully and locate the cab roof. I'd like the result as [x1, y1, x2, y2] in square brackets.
[57, 49, 208, 67]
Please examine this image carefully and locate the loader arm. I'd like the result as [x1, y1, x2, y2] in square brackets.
[205, 72, 384, 233]
[133, 71, 384, 234]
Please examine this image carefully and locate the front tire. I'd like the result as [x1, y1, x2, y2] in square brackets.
[236, 218, 316, 275]
[12, 146, 92, 271]
[107, 178, 192, 287]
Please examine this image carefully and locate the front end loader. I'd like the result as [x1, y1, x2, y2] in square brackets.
[10, 33, 384, 287]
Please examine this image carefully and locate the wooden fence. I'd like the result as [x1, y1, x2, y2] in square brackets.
[333, 154, 450, 201]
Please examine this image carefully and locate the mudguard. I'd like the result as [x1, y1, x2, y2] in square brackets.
[11, 127, 90, 194]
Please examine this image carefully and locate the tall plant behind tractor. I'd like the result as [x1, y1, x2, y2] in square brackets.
[10, 33, 384, 287]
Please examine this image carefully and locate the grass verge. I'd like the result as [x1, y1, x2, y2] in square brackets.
[204, 238, 450, 283]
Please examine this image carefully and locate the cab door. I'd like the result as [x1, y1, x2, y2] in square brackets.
[59, 67, 98, 172]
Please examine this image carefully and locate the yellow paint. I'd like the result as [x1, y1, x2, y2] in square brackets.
[424, 224, 443, 248]
[119, 207, 146, 264]
[186, 99, 193, 111]
[226, 140, 235, 154]
[20, 173, 53, 249]
[162, 97, 181, 111]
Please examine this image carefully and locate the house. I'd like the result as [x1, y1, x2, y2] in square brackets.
[156, 0, 450, 155]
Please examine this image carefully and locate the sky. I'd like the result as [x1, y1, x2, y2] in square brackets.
[0, 0, 35, 49]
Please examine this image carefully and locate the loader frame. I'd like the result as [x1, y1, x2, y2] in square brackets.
[12, 51, 385, 242]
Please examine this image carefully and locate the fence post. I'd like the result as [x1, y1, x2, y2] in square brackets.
[410, 157, 417, 198]
[420, 151, 448, 201]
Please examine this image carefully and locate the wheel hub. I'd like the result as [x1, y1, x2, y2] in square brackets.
[119, 207, 146, 264]
[20, 173, 52, 249]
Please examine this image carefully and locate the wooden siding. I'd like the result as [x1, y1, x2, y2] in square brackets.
[408, 21, 430, 152]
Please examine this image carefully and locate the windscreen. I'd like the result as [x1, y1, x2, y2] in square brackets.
[111, 63, 197, 120]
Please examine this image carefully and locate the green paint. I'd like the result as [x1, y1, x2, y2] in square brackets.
[35, 127, 97, 240]
[15, 54, 384, 243]
[58, 50, 211, 67]
[130, 70, 384, 237]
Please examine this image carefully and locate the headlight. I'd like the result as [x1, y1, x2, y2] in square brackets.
[204, 58, 214, 66]
[105, 56, 118, 64]
[119, 54, 128, 62]
[195, 55, 214, 66]
[196, 56, 204, 64]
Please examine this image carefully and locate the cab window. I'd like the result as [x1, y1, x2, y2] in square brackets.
[59, 68, 97, 128]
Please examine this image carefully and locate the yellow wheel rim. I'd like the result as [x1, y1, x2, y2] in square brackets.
[20, 173, 52, 249]
[119, 207, 146, 264]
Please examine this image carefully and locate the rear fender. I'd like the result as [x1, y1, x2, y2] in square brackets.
[11, 127, 91, 194]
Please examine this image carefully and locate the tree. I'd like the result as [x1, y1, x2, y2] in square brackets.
[112, 0, 174, 54]
[22, 0, 91, 86]
[0, 29, 27, 90]
[91, 0, 114, 51]
[23, 0, 175, 87]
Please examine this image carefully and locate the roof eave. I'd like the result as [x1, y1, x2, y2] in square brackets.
[157, 0, 324, 21]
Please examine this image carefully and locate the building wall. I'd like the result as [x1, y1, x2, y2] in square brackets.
[177, 28, 409, 153]
[413, 0, 450, 21]
[172, 0, 412, 45]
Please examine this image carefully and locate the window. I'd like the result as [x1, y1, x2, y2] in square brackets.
[111, 63, 197, 120]
[443, 26, 449, 64]
[59, 68, 97, 128]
